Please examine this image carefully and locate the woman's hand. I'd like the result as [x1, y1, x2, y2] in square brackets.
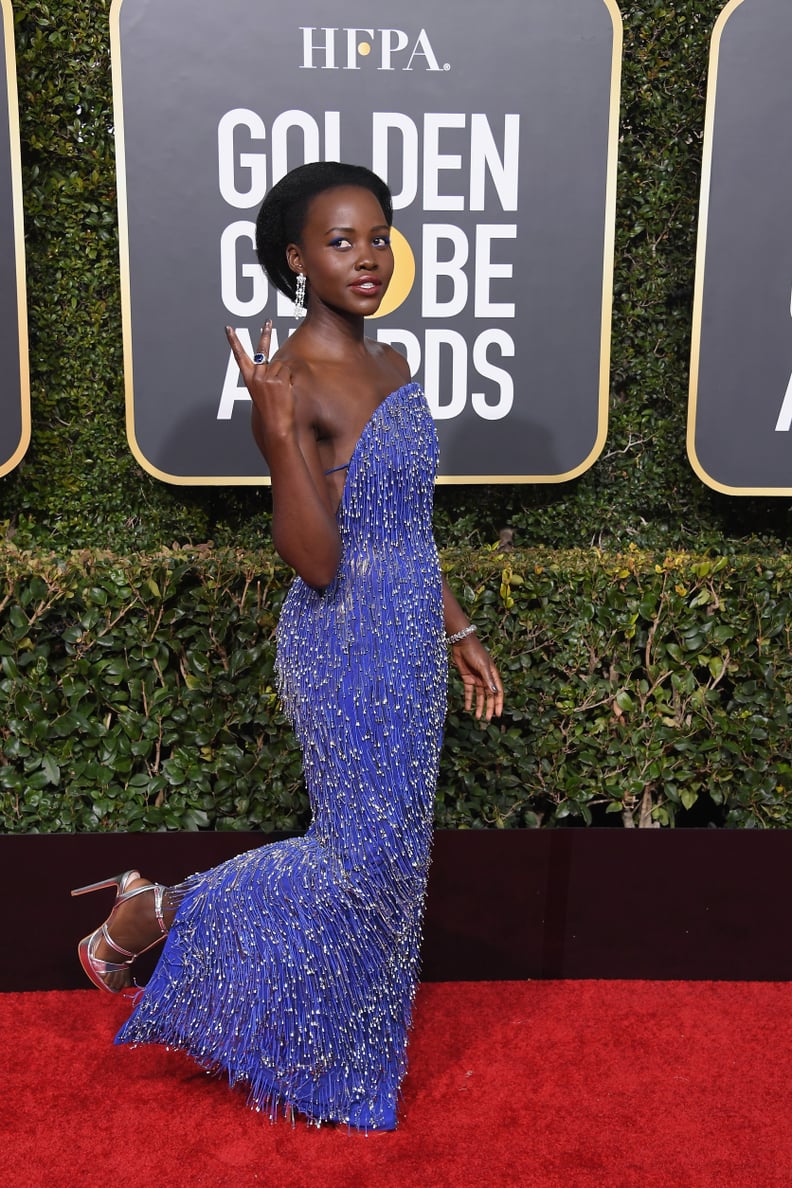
[225, 321, 298, 455]
[450, 633, 504, 722]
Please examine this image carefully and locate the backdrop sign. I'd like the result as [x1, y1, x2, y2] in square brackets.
[0, 1, 29, 479]
[112, 0, 622, 484]
[688, 0, 792, 494]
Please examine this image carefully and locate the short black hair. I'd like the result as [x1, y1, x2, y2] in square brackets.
[255, 162, 394, 300]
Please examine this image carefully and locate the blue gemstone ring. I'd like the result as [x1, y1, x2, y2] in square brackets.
[253, 352, 268, 365]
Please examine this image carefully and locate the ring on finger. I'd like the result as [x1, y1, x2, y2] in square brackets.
[253, 353, 268, 365]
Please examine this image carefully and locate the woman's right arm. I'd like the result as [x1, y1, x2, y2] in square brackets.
[226, 324, 341, 589]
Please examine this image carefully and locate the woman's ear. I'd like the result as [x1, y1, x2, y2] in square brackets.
[286, 244, 303, 274]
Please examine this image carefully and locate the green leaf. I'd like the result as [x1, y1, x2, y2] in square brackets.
[42, 755, 61, 785]
[708, 656, 725, 681]
[680, 788, 698, 812]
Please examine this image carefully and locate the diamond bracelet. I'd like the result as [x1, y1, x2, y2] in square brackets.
[445, 624, 477, 645]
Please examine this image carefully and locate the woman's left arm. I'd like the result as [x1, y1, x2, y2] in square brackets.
[442, 577, 504, 721]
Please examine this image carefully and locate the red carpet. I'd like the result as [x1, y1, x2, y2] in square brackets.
[2, 981, 790, 1187]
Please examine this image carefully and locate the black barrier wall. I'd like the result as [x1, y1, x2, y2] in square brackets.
[4, 831, 790, 989]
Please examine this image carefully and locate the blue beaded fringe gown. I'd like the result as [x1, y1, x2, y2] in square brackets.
[116, 383, 447, 1130]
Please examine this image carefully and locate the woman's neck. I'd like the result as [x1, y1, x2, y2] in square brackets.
[294, 304, 369, 357]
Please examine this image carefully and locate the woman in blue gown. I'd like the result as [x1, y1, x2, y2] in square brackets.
[72, 163, 503, 1130]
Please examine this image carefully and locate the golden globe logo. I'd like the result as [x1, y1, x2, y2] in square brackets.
[300, 27, 449, 72]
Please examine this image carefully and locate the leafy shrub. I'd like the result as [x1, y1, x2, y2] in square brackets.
[1, 546, 789, 833]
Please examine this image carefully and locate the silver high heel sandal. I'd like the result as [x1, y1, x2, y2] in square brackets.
[71, 870, 168, 1000]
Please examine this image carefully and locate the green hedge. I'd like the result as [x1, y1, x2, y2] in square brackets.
[2, 546, 789, 833]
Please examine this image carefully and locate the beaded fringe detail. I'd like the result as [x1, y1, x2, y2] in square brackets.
[116, 384, 447, 1130]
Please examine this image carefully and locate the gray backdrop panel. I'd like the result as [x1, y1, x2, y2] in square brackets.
[0, 5, 27, 477]
[115, 0, 619, 482]
[690, 0, 792, 492]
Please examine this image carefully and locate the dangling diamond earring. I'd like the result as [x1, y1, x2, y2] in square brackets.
[293, 272, 307, 319]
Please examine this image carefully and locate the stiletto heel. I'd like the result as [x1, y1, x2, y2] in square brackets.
[71, 870, 168, 999]
[71, 870, 140, 899]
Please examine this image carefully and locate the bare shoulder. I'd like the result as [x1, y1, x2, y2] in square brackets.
[365, 338, 412, 387]
[269, 336, 303, 375]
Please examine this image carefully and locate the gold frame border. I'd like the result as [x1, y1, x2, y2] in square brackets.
[113, 0, 623, 487]
[686, 0, 792, 496]
[0, 0, 30, 479]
